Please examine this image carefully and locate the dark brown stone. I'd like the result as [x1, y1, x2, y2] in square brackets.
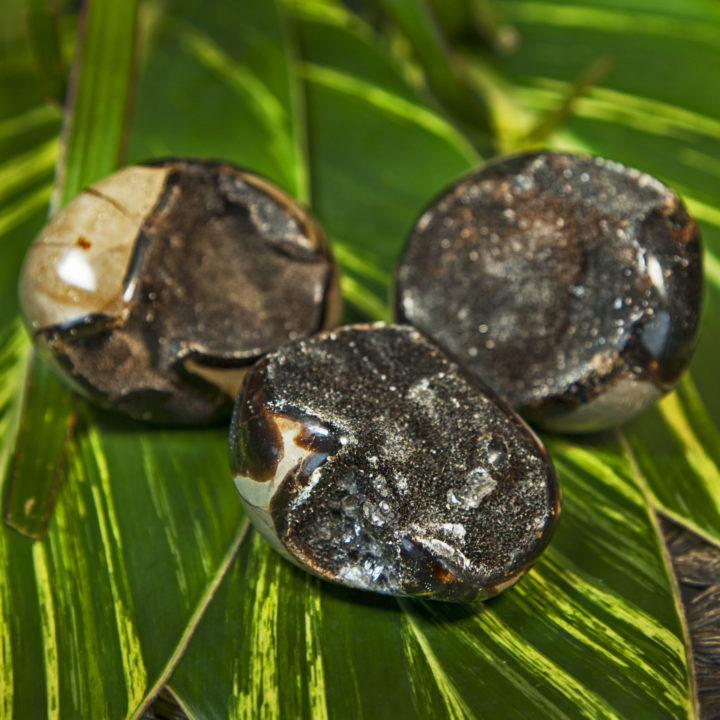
[395, 152, 703, 432]
[20, 160, 341, 424]
[230, 323, 560, 600]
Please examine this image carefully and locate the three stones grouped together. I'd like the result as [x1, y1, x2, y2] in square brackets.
[19, 153, 702, 600]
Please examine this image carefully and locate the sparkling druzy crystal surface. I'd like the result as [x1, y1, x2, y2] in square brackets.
[396, 152, 702, 433]
[230, 323, 560, 600]
[19, 160, 340, 424]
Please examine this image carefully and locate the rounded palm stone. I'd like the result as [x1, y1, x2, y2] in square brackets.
[19, 160, 341, 424]
[230, 323, 560, 600]
[395, 152, 702, 433]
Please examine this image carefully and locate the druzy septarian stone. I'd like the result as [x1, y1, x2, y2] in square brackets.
[19, 160, 341, 424]
[230, 323, 560, 601]
[396, 152, 702, 433]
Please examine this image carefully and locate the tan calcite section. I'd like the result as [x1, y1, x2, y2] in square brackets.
[540, 377, 662, 433]
[233, 412, 319, 563]
[181, 359, 250, 398]
[19, 165, 169, 331]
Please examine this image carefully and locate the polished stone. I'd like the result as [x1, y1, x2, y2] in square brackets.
[396, 152, 702, 432]
[20, 160, 341, 424]
[230, 323, 560, 600]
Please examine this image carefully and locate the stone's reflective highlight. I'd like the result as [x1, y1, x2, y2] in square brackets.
[230, 323, 560, 601]
[396, 152, 703, 433]
[19, 160, 341, 424]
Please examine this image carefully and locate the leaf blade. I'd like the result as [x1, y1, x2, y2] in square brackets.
[165, 3, 695, 717]
[56, 0, 139, 206]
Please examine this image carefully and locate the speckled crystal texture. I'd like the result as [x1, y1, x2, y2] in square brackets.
[396, 152, 702, 433]
[230, 323, 560, 600]
[19, 160, 341, 424]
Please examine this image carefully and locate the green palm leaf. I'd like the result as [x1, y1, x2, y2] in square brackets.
[0, 0, 717, 717]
